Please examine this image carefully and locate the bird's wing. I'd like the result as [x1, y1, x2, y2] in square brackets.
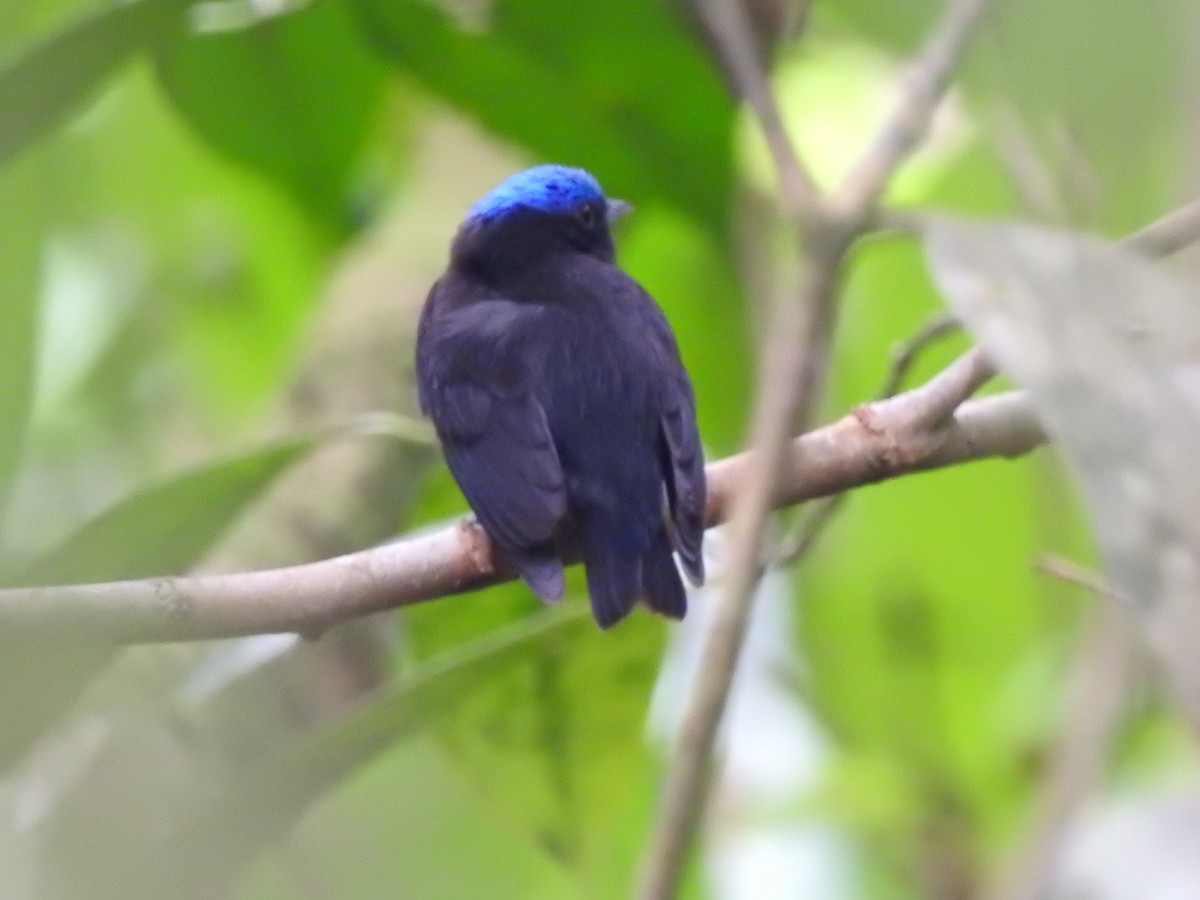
[615, 279, 707, 587]
[659, 370, 706, 586]
[417, 293, 568, 559]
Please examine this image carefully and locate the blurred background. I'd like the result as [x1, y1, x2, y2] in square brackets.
[1, 0, 1199, 897]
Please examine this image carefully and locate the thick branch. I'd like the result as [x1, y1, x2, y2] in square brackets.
[0, 385, 1044, 644]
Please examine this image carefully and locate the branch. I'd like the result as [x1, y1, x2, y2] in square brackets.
[1119, 198, 1200, 257]
[635, 1, 1000, 893]
[692, 0, 819, 219]
[635, 248, 846, 900]
[0, 383, 1045, 644]
[774, 315, 972, 564]
[1034, 555, 1127, 606]
[981, 563, 1139, 900]
[829, 0, 1000, 220]
[880, 313, 963, 398]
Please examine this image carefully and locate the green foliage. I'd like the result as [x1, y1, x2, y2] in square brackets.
[351, 0, 734, 233]
[0, 0, 185, 166]
[20, 437, 315, 584]
[157, 610, 588, 899]
[0, 436, 317, 771]
[155, 0, 386, 231]
[0, 154, 44, 520]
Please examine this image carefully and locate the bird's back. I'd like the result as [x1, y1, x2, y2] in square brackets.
[417, 165, 704, 628]
[524, 256, 698, 625]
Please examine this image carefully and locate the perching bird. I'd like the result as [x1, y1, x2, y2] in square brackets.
[416, 165, 706, 628]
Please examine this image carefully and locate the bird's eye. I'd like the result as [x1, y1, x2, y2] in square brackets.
[576, 202, 598, 229]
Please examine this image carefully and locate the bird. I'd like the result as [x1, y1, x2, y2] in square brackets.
[415, 165, 706, 629]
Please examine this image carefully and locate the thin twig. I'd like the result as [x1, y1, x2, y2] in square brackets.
[1120, 198, 1200, 257]
[635, 236, 848, 900]
[693, 0, 819, 219]
[637, 2, 1002, 894]
[881, 313, 963, 398]
[771, 492, 844, 565]
[829, 0, 1000, 221]
[991, 103, 1071, 223]
[792, 0, 817, 38]
[981, 560, 1139, 900]
[634, 2, 842, 893]
[1034, 555, 1127, 606]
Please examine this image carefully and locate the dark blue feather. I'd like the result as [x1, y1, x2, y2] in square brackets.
[415, 166, 706, 627]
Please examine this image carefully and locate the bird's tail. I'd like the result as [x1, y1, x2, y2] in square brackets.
[579, 520, 686, 629]
[509, 543, 566, 604]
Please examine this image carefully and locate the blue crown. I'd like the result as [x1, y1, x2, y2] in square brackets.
[469, 165, 605, 221]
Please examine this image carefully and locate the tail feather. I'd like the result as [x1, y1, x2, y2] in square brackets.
[668, 512, 705, 588]
[641, 535, 687, 620]
[509, 544, 565, 604]
[579, 518, 687, 628]
[579, 525, 640, 629]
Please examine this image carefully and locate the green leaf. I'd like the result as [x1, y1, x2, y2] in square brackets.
[400, 560, 666, 879]
[351, 0, 733, 233]
[75, 609, 589, 900]
[0, 0, 185, 166]
[239, 739, 581, 900]
[155, 0, 386, 229]
[22, 437, 316, 585]
[0, 437, 317, 769]
[820, 0, 1190, 231]
[63, 61, 332, 421]
[0, 152, 45, 526]
[922, 218, 1200, 715]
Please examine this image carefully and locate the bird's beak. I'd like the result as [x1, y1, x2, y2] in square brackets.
[606, 199, 632, 224]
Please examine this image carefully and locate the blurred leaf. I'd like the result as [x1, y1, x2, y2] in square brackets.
[804, 221, 1050, 871]
[819, 0, 1189, 230]
[62, 608, 588, 900]
[0, 0, 185, 166]
[351, 0, 733, 233]
[0, 0, 103, 57]
[67, 62, 330, 420]
[155, 0, 385, 230]
[239, 737, 580, 900]
[22, 436, 316, 585]
[400, 547, 665, 879]
[923, 218, 1200, 719]
[0, 152, 45, 526]
[0, 437, 318, 769]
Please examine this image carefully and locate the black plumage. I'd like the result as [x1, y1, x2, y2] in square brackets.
[416, 165, 705, 628]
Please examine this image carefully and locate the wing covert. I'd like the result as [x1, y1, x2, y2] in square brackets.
[417, 289, 567, 557]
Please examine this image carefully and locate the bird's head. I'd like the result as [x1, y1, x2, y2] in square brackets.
[452, 165, 631, 275]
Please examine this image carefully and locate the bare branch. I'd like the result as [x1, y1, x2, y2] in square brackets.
[1034, 554, 1127, 606]
[881, 313, 962, 398]
[635, 247, 846, 900]
[636, 2, 1002, 892]
[1120, 198, 1200, 257]
[0, 381, 1045, 645]
[981, 566, 1140, 900]
[693, 0, 819, 218]
[829, 0, 999, 220]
